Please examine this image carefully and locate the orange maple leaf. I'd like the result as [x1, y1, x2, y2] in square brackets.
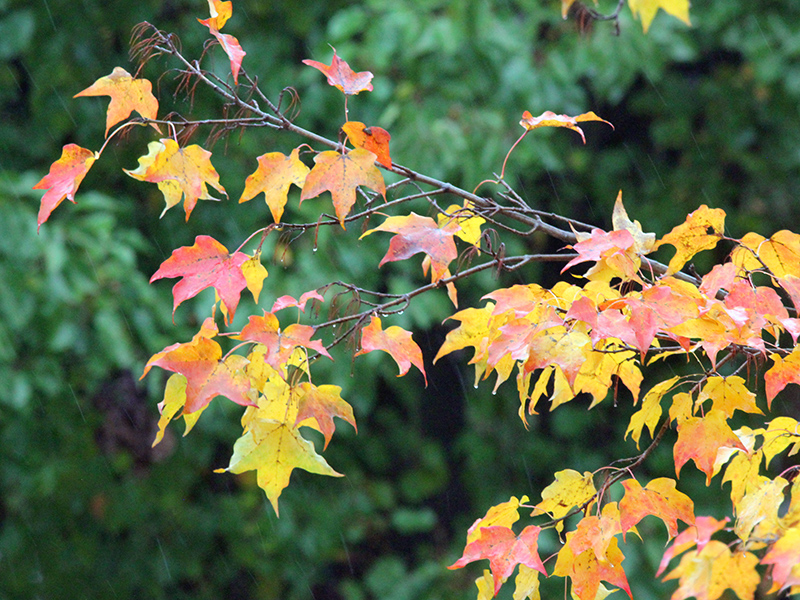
[239, 148, 310, 223]
[663, 541, 759, 600]
[142, 318, 253, 413]
[449, 525, 546, 596]
[74, 66, 159, 136]
[762, 527, 800, 593]
[553, 535, 632, 600]
[150, 235, 249, 323]
[674, 409, 746, 483]
[33, 144, 97, 230]
[355, 315, 427, 384]
[125, 138, 227, 220]
[197, 0, 246, 84]
[360, 212, 459, 283]
[300, 148, 385, 227]
[519, 110, 612, 144]
[765, 346, 800, 408]
[619, 478, 695, 539]
[656, 205, 726, 275]
[294, 382, 357, 450]
[239, 312, 331, 371]
[342, 121, 392, 168]
[303, 47, 374, 95]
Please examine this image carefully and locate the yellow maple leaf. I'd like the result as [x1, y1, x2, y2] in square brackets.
[628, 0, 691, 34]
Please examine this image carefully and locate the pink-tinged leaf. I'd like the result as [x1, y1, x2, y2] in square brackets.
[303, 47, 373, 95]
[448, 525, 546, 596]
[355, 315, 427, 384]
[360, 212, 459, 283]
[519, 110, 613, 143]
[342, 121, 392, 168]
[655, 516, 729, 577]
[562, 228, 635, 273]
[271, 290, 325, 313]
[240, 312, 331, 370]
[150, 235, 249, 324]
[33, 144, 97, 230]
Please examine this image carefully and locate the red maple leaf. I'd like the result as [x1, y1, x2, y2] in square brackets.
[361, 212, 459, 283]
[150, 235, 249, 323]
[303, 47, 373, 95]
[142, 318, 252, 413]
[674, 409, 746, 483]
[33, 144, 97, 230]
[449, 525, 546, 596]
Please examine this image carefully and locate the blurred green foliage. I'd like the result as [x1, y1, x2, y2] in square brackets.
[3, 0, 800, 598]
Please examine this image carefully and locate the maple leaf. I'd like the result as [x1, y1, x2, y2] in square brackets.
[303, 47, 374, 95]
[73, 66, 159, 136]
[342, 121, 392, 168]
[513, 565, 541, 600]
[611, 191, 656, 255]
[566, 503, 623, 562]
[241, 252, 268, 303]
[239, 148, 310, 223]
[152, 373, 206, 447]
[448, 525, 546, 596]
[562, 228, 638, 280]
[734, 477, 787, 544]
[271, 290, 325, 313]
[142, 318, 253, 413]
[761, 417, 800, 468]
[462, 496, 530, 546]
[663, 541, 759, 600]
[628, 0, 691, 33]
[300, 148, 385, 227]
[656, 205, 725, 275]
[293, 382, 357, 450]
[697, 375, 762, 418]
[217, 418, 342, 515]
[239, 312, 331, 370]
[361, 212, 459, 283]
[625, 376, 679, 449]
[535, 469, 596, 534]
[553, 536, 632, 600]
[765, 346, 800, 408]
[655, 515, 730, 577]
[150, 235, 249, 323]
[762, 527, 800, 593]
[355, 315, 427, 384]
[519, 110, 612, 144]
[33, 144, 97, 230]
[125, 138, 227, 220]
[619, 478, 694, 539]
[674, 409, 746, 484]
[733, 230, 800, 279]
[438, 202, 487, 246]
[198, 0, 246, 85]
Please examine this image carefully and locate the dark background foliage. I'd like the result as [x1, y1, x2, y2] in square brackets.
[2, 0, 800, 598]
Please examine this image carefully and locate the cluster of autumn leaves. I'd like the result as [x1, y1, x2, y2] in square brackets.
[32, 1, 800, 599]
[440, 196, 800, 599]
